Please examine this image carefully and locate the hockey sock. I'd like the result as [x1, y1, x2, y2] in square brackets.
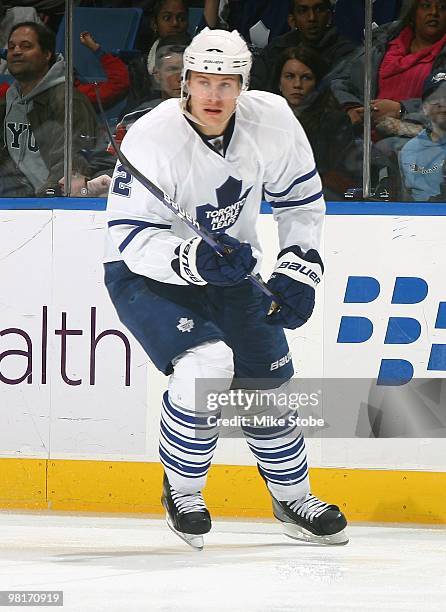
[244, 429, 310, 501]
[159, 390, 219, 494]
[159, 340, 234, 494]
[239, 381, 310, 501]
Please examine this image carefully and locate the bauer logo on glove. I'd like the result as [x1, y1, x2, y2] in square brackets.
[266, 245, 324, 329]
[172, 233, 257, 287]
[276, 259, 322, 286]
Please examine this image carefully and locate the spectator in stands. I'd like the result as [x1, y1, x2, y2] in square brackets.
[274, 43, 357, 199]
[124, 31, 191, 116]
[201, 0, 291, 50]
[330, 0, 446, 199]
[119, 39, 186, 138]
[76, 31, 130, 111]
[333, 0, 405, 44]
[400, 72, 446, 201]
[124, 1, 189, 113]
[62, 37, 189, 197]
[276, 43, 327, 117]
[147, 0, 189, 75]
[331, 0, 446, 133]
[58, 172, 112, 197]
[0, 1, 66, 33]
[250, 0, 358, 92]
[0, 30, 130, 111]
[0, 21, 98, 197]
[140, 38, 185, 107]
[0, 5, 42, 84]
[0, 5, 42, 48]
[76, 1, 154, 51]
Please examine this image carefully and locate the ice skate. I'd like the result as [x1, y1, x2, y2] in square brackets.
[271, 492, 349, 545]
[161, 474, 211, 550]
[258, 466, 348, 545]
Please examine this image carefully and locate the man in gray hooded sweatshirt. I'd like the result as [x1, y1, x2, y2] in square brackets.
[0, 21, 98, 197]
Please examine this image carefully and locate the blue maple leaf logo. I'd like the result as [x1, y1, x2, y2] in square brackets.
[196, 176, 253, 233]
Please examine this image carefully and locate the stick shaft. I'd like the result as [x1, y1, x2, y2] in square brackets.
[95, 87, 278, 303]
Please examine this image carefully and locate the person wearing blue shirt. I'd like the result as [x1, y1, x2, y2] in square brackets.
[400, 73, 446, 201]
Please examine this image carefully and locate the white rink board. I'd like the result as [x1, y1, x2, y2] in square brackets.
[0, 212, 52, 457]
[322, 214, 446, 472]
[0, 209, 445, 471]
[50, 211, 150, 459]
[324, 215, 446, 379]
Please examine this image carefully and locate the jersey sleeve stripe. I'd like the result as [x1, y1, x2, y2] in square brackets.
[118, 227, 145, 252]
[269, 191, 324, 209]
[264, 167, 317, 198]
[108, 219, 171, 229]
[109, 220, 172, 253]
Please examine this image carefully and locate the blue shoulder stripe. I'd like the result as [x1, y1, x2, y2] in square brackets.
[264, 167, 317, 198]
[270, 190, 324, 209]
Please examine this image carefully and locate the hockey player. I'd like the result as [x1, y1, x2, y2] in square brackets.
[105, 27, 348, 549]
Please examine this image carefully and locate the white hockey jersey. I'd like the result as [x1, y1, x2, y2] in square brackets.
[106, 90, 325, 286]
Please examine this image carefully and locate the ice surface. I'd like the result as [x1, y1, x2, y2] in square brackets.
[0, 512, 444, 612]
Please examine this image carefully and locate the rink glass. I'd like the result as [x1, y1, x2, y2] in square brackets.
[1, 0, 444, 204]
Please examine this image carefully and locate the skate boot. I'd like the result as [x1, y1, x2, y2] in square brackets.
[161, 473, 211, 550]
[258, 467, 348, 545]
[271, 492, 349, 545]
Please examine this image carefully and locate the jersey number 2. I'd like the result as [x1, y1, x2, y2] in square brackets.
[112, 165, 133, 197]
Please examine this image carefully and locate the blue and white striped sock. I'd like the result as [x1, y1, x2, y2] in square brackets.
[242, 419, 310, 502]
[159, 391, 220, 494]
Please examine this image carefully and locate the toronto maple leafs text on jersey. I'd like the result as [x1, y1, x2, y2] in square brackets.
[105, 91, 325, 285]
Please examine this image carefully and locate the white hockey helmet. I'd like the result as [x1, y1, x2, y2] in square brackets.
[182, 27, 252, 92]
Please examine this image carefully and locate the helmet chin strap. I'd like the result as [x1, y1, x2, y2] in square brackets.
[180, 82, 206, 126]
[180, 95, 207, 126]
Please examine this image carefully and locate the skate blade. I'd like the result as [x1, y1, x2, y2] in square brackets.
[166, 514, 204, 551]
[282, 523, 349, 546]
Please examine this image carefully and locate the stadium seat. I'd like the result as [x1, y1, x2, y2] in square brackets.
[188, 7, 204, 35]
[333, 0, 403, 43]
[56, 7, 143, 81]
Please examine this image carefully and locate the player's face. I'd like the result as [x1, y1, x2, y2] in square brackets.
[155, 53, 183, 99]
[154, 0, 188, 38]
[289, 0, 331, 42]
[415, 1, 446, 43]
[7, 26, 51, 82]
[187, 72, 241, 136]
[279, 59, 316, 109]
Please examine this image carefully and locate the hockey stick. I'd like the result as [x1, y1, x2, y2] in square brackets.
[94, 86, 280, 309]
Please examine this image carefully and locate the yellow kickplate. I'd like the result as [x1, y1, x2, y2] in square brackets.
[47, 460, 164, 513]
[0, 459, 445, 523]
[0, 458, 47, 509]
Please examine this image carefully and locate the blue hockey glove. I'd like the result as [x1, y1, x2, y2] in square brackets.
[172, 234, 256, 286]
[266, 246, 323, 329]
